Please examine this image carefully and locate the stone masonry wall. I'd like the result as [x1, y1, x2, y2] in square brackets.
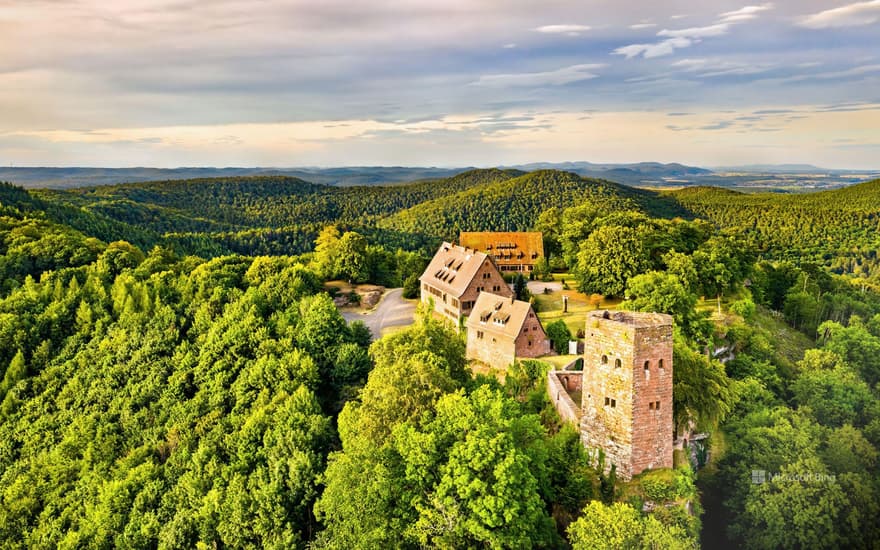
[556, 371, 582, 392]
[514, 312, 552, 359]
[548, 371, 582, 425]
[580, 318, 636, 478]
[458, 259, 512, 315]
[630, 324, 674, 475]
[580, 312, 673, 480]
[466, 329, 516, 370]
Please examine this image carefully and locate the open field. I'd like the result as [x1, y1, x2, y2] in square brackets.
[532, 274, 622, 337]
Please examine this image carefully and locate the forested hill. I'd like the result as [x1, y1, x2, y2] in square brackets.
[5, 170, 880, 283]
[377, 170, 690, 239]
[31, 168, 522, 234]
[671, 179, 880, 281]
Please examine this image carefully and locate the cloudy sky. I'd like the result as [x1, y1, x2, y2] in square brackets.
[2, 0, 879, 168]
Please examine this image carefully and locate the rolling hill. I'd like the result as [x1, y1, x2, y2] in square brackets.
[377, 170, 690, 239]
[671, 179, 880, 279]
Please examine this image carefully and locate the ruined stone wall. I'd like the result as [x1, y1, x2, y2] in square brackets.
[556, 371, 582, 392]
[631, 324, 674, 475]
[466, 329, 516, 370]
[548, 371, 582, 425]
[580, 317, 636, 478]
[579, 312, 673, 479]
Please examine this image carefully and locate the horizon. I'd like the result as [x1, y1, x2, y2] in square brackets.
[3, 161, 879, 173]
[2, 1, 880, 168]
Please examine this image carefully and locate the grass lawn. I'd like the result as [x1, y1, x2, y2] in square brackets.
[533, 274, 622, 337]
[538, 354, 581, 370]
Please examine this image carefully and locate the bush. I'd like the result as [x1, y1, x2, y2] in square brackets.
[730, 298, 756, 319]
[402, 273, 420, 299]
[546, 319, 571, 354]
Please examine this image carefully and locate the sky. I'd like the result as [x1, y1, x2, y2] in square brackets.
[1, 0, 879, 169]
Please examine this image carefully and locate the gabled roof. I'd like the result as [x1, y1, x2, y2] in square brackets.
[459, 232, 544, 263]
[465, 291, 538, 340]
[419, 242, 489, 298]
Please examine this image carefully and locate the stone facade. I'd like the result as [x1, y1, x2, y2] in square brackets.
[547, 371, 582, 425]
[579, 310, 674, 480]
[465, 292, 551, 370]
[455, 259, 512, 317]
[419, 242, 512, 326]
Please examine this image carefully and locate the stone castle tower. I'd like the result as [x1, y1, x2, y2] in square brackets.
[580, 310, 674, 480]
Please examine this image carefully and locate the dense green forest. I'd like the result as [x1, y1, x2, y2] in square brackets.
[672, 182, 880, 285]
[2, 170, 880, 548]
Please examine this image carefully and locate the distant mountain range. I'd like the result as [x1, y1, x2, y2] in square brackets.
[0, 163, 876, 190]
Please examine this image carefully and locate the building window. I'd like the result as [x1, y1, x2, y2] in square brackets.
[644, 360, 650, 371]
[655, 401, 660, 410]
[482, 272, 491, 279]
[477, 331, 484, 339]
[601, 355, 608, 365]
[649, 402, 655, 410]
[658, 358, 665, 369]
[492, 285, 501, 292]
[614, 358, 622, 369]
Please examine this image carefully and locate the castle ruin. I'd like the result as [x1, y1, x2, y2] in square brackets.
[548, 310, 674, 480]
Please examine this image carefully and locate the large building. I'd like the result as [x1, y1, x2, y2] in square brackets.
[459, 232, 544, 273]
[419, 242, 512, 325]
[547, 310, 674, 480]
[465, 292, 552, 369]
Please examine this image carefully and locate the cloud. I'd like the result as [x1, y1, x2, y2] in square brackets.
[775, 63, 880, 82]
[671, 57, 775, 78]
[614, 6, 773, 60]
[502, 43, 517, 49]
[700, 120, 735, 130]
[629, 22, 657, 30]
[671, 58, 709, 70]
[719, 4, 774, 23]
[614, 24, 730, 59]
[473, 64, 605, 87]
[614, 37, 693, 59]
[533, 24, 591, 35]
[658, 23, 730, 38]
[799, 0, 880, 28]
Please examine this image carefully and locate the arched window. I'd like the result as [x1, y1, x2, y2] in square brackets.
[644, 360, 650, 371]
[614, 358, 622, 369]
[601, 355, 608, 365]
[659, 358, 665, 369]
